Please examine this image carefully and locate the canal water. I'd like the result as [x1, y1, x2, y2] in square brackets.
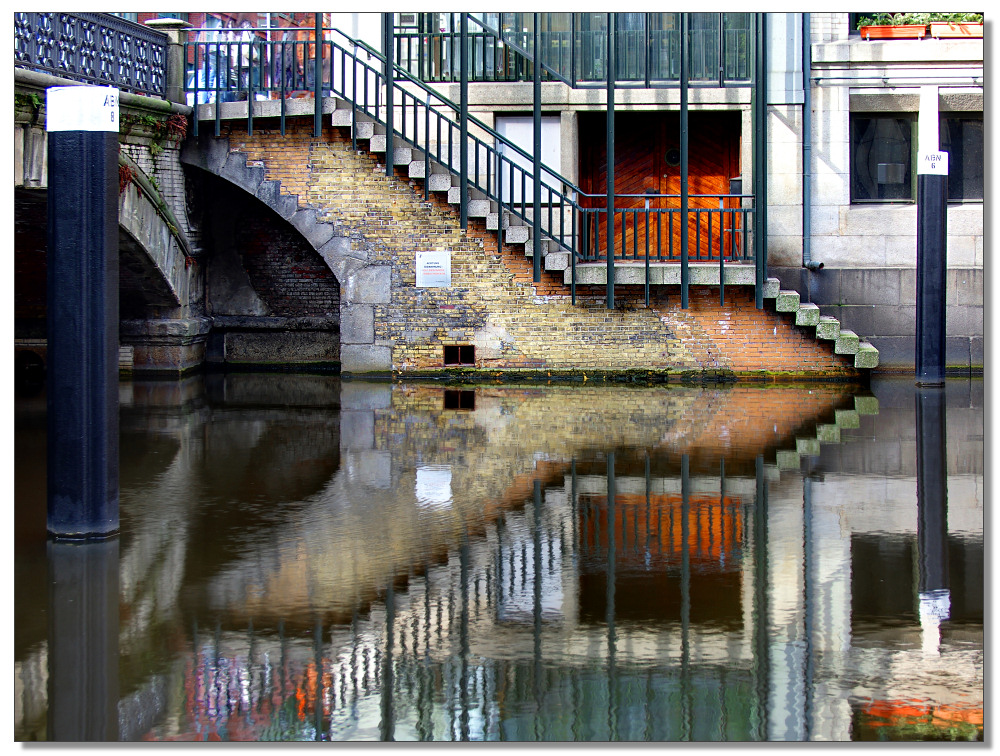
[14, 374, 983, 742]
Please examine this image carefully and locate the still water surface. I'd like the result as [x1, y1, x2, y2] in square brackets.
[14, 375, 983, 741]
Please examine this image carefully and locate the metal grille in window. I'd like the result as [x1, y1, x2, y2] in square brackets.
[444, 345, 475, 365]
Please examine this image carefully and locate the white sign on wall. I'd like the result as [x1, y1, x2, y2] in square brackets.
[415, 251, 451, 288]
[918, 151, 949, 175]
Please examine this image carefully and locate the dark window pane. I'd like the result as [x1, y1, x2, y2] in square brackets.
[941, 116, 984, 201]
[851, 116, 914, 201]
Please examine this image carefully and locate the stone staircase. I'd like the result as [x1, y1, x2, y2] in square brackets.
[330, 99, 879, 371]
[761, 277, 879, 369]
[331, 101, 571, 270]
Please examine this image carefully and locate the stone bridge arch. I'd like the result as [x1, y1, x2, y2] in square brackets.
[179, 133, 391, 373]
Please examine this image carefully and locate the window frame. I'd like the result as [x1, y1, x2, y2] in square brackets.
[849, 113, 918, 205]
[939, 113, 984, 204]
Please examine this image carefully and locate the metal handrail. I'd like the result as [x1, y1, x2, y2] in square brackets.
[182, 18, 759, 307]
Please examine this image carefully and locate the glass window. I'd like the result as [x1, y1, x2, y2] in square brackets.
[851, 115, 915, 202]
[940, 115, 983, 201]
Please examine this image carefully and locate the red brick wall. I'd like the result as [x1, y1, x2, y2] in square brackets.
[235, 203, 339, 317]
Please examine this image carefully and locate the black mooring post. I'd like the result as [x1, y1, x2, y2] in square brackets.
[45, 86, 120, 540]
[915, 157, 948, 385]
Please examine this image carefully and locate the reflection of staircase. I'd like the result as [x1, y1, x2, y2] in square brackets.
[761, 277, 879, 369]
[770, 393, 881, 472]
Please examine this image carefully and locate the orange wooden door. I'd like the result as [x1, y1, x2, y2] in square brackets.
[579, 111, 741, 260]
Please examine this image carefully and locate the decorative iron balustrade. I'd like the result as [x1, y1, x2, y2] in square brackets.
[14, 12, 167, 97]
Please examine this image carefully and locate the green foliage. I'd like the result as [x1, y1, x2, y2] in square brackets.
[857, 12, 983, 29]
[14, 91, 42, 111]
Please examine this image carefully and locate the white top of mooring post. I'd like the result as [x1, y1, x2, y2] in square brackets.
[45, 86, 120, 132]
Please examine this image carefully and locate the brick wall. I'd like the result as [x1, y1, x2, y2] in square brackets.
[235, 203, 340, 316]
[221, 118, 857, 378]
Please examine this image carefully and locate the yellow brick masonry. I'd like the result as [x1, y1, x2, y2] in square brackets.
[224, 120, 856, 378]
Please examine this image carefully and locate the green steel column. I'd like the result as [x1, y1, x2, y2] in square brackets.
[313, 13, 322, 137]
[680, 13, 690, 309]
[460, 13, 469, 229]
[753, 13, 769, 308]
[384, 14, 395, 177]
[533, 13, 542, 282]
[606, 14, 616, 309]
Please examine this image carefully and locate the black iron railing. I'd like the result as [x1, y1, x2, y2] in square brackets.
[14, 12, 168, 97]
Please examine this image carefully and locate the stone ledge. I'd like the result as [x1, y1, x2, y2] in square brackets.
[210, 315, 340, 330]
[564, 262, 757, 286]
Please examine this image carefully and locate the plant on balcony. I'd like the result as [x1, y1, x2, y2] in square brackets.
[857, 12, 983, 40]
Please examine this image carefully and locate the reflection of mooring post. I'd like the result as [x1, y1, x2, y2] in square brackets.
[915, 86, 948, 386]
[47, 539, 119, 741]
[45, 86, 120, 539]
[916, 387, 950, 656]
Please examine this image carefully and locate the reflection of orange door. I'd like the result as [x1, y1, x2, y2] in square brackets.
[579, 111, 741, 260]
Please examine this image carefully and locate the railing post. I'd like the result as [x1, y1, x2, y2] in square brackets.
[606, 13, 616, 310]
[143, 18, 191, 106]
[384, 13, 394, 178]
[533, 12, 542, 282]
[314, 13, 322, 137]
[753, 12, 768, 308]
[460, 13, 469, 229]
[680, 12, 690, 309]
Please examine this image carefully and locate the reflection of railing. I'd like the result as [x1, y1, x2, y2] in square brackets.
[14, 12, 168, 98]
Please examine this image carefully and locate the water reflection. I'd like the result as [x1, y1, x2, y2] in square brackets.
[14, 375, 983, 741]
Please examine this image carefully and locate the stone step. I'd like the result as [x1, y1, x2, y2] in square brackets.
[545, 251, 570, 272]
[815, 315, 841, 340]
[762, 277, 781, 299]
[505, 225, 530, 244]
[353, 120, 375, 140]
[854, 342, 880, 369]
[775, 289, 800, 312]
[426, 173, 452, 192]
[834, 329, 860, 355]
[795, 302, 821, 326]
[854, 395, 879, 415]
[468, 199, 491, 217]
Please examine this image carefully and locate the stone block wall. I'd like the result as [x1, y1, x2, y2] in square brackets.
[218, 118, 859, 379]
